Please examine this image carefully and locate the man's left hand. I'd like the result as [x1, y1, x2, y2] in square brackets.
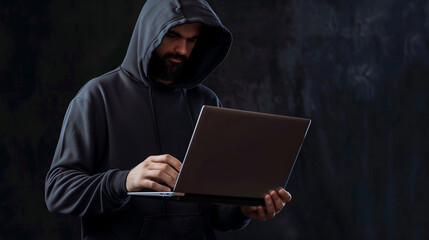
[240, 188, 292, 221]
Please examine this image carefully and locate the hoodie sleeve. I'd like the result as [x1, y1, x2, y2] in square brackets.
[45, 96, 130, 217]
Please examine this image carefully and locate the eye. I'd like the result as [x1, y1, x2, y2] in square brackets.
[188, 37, 198, 43]
[165, 32, 180, 39]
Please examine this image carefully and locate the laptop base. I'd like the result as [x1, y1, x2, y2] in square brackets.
[128, 192, 265, 206]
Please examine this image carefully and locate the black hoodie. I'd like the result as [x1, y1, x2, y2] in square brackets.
[45, 0, 250, 239]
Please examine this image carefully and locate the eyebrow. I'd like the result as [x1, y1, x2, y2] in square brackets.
[167, 30, 200, 41]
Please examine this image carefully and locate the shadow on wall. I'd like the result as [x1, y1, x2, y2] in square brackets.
[211, 0, 429, 239]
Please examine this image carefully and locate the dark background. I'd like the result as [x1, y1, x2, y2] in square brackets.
[1, 0, 428, 239]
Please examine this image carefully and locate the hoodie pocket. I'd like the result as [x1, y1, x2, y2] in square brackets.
[137, 214, 215, 240]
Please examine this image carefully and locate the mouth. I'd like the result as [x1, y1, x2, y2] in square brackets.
[164, 54, 187, 65]
[168, 57, 183, 63]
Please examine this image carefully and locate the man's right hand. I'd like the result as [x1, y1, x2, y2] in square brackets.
[126, 154, 182, 192]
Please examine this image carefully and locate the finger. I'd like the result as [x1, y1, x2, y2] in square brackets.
[277, 188, 292, 202]
[164, 154, 183, 172]
[270, 190, 285, 212]
[257, 205, 267, 221]
[264, 194, 276, 218]
[148, 162, 179, 184]
[141, 179, 171, 192]
[246, 206, 258, 215]
[151, 154, 182, 172]
[247, 206, 258, 212]
[145, 169, 176, 187]
[240, 206, 258, 218]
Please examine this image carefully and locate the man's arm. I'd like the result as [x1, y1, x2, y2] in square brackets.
[45, 97, 129, 216]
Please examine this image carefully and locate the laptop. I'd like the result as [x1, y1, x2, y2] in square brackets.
[128, 105, 311, 205]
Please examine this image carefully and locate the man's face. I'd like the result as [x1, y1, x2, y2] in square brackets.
[148, 23, 203, 84]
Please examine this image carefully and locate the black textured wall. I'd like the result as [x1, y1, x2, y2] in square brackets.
[1, 0, 428, 239]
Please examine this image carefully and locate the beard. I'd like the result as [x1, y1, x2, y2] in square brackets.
[147, 52, 189, 83]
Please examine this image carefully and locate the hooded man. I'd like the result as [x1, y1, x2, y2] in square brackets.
[45, 0, 291, 239]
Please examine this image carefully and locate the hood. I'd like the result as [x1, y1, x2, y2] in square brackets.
[121, 0, 232, 89]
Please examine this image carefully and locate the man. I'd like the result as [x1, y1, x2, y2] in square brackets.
[45, 0, 291, 239]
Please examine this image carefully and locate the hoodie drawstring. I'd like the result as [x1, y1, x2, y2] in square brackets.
[182, 89, 195, 130]
[149, 87, 162, 154]
[149, 88, 195, 152]
[148, 87, 167, 215]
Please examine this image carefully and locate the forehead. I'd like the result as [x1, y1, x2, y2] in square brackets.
[168, 23, 203, 37]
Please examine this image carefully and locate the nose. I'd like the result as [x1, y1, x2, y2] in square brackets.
[173, 39, 187, 56]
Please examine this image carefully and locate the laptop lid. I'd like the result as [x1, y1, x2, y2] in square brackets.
[173, 105, 311, 199]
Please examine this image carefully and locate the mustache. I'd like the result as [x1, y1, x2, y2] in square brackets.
[163, 53, 187, 62]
